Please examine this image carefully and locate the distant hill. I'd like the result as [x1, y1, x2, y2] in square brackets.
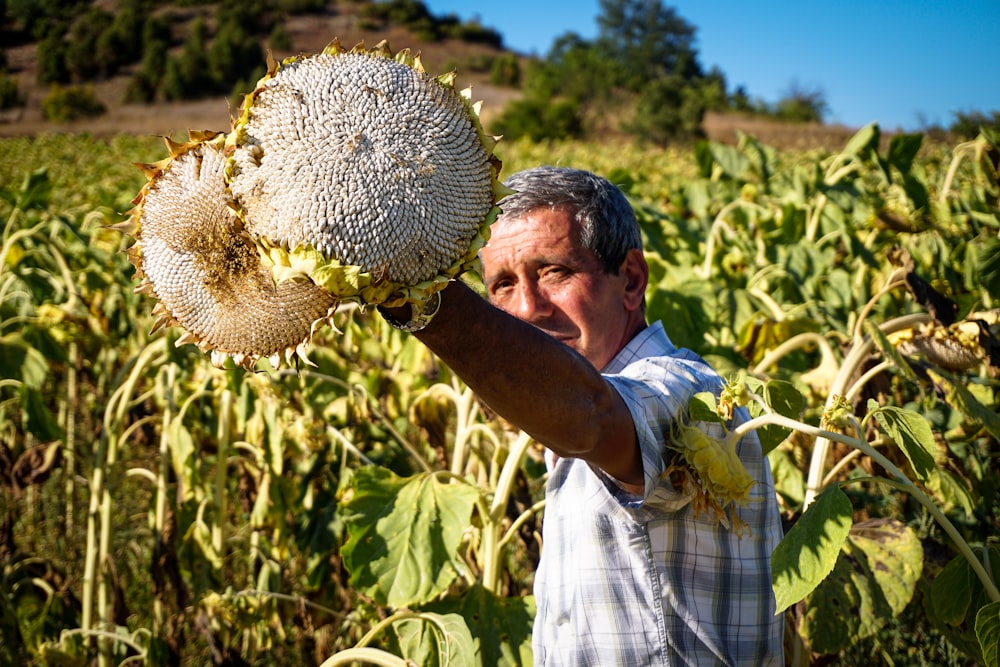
[0, 1, 528, 138]
[0, 0, 862, 150]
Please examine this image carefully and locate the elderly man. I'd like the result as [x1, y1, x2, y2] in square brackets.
[379, 166, 784, 666]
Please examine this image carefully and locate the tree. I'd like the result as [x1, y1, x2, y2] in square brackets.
[492, 97, 583, 142]
[163, 17, 213, 100]
[65, 7, 112, 81]
[627, 74, 706, 145]
[774, 80, 828, 123]
[36, 33, 70, 85]
[949, 110, 1000, 140]
[531, 32, 619, 103]
[595, 0, 702, 91]
[497, 0, 715, 143]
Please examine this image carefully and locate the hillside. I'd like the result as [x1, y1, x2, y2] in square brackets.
[0, 2, 861, 150]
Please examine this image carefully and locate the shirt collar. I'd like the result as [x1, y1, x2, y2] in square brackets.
[602, 321, 675, 374]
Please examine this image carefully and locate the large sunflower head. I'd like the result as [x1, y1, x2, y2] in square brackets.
[123, 39, 507, 369]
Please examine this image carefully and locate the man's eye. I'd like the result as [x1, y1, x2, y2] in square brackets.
[542, 266, 568, 279]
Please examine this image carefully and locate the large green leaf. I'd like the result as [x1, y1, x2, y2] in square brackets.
[928, 545, 1000, 661]
[646, 285, 713, 353]
[772, 485, 853, 613]
[799, 519, 922, 654]
[930, 552, 975, 625]
[392, 612, 476, 667]
[978, 601, 1000, 667]
[870, 402, 938, 481]
[687, 391, 721, 424]
[847, 519, 923, 616]
[428, 585, 535, 667]
[340, 467, 479, 608]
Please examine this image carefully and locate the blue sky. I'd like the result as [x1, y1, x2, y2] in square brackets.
[424, 0, 1000, 131]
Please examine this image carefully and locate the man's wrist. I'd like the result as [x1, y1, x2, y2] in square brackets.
[377, 290, 443, 333]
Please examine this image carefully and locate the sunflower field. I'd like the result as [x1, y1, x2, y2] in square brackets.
[0, 123, 998, 666]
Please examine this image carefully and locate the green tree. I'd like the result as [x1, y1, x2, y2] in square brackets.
[950, 110, 1000, 139]
[627, 74, 706, 145]
[41, 82, 105, 121]
[35, 34, 70, 85]
[595, 0, 702, 91]
[773, 80, 828, 123]
[511, 1, 713, 143]
[209, 19, 263, 86]
[268, 21, 293, 52]
[488, 52, 520, 87]
[7, 0, 86, 39]
[65, 7, 112, 81]
[163, 16, 213, 100]
[125, 14, 171, 103]
[492, 97, 583, 142]
[100, 2, 148, 71]
[0, 71, 22, 109]
[539, 33, 619, 103]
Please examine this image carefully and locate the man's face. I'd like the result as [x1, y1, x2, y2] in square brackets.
[481, 206, 646, 370]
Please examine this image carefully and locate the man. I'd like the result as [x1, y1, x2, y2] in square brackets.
[379, 166, 784, 666]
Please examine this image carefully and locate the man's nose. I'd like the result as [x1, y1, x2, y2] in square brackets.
[509, 282, 550, 321]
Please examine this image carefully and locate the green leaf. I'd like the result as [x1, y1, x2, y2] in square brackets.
[848, 519, 923, 616]
[842, 122, 880, 159]
[14, 168, 51, 211]
[927, 367, 1000, 441]
[799, 519, 922, 654]
[427, 585, 535, 667]
[772, 485, 853, 613]
[930, 553, 975, 625]
[870, 402, 937, 481]
[167, 417, 197, 504]
[693, 140, 714, 178]
[646, 286, 713, 353]
[0, 333, 48, 388]
[709, 142, 750, 180]
[799, 546, 871, 654]
[924, 467, 975, 518]
[865, 320, 920, 383]
[886, 133, 923, 176]
[767, 448, 805, 509]
[977, 237, 1000, 297]
[746, 378, 805, 455]
[340, 467, 479, 608]
[928, 547, 1000, 661]
[392, 612, 476, 667]
[977, 601, 1000, 667]
[20, 386, 64, 442]
[687, 392, 721, 423]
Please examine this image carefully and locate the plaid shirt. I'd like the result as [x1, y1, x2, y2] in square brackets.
[532, 322, 784, 666]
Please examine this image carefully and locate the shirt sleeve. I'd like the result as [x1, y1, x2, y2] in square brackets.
[603, 358, 707, 511]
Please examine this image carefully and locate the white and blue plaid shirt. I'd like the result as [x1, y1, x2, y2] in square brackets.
[532, 322, 784, 666]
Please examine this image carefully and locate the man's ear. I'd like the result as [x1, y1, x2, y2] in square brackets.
[622, 248, 648, 311]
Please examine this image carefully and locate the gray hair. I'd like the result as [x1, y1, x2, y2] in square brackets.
[498, 166, 641, 274]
